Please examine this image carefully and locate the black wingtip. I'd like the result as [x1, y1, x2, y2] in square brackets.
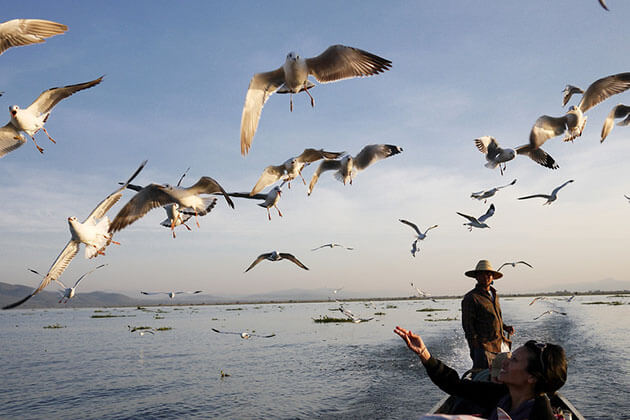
[3, 294, 33, 310]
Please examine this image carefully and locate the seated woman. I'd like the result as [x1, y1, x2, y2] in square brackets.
[394, 326, 567, 420]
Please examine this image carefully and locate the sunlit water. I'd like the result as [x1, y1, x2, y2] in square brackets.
[1, 295, 629, 419]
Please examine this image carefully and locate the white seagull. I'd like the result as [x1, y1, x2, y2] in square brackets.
[0, 19, 67, 56]
[498, 261, 533, 271]
[338, 305, 373, 323]
[533, 310, 567, 320]
[307, 144, 402, 195]
[3, 161, 146, 310]
[475, 136, 558, 173]
[141, 290, 203, 299]
[244, 251, 309, 272]
[600, 104, 630, 143]
[410, 282, 434, 300]
[399, 220, 438, 257]
[27, 264, 107, 304]
[250, 148, 345, 195]
[456, 204, 495, 231]
[240, 44, 392, 155]
[311, 243, 354, 251]
[535, 72, 630, 145]
[517, 180, 574, 205]
[471, 179, 517, 203]
[0, 76, 103, 157]
[211, 328, 276, 339]
[109, 176, 235, 234]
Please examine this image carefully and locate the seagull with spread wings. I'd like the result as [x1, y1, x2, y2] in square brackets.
[338, 305, 374, 323]
[211, 328, 275, 339]
[534, 72, 630, 145]
[3, 161, 146, 310]
[517, 180, 574, 205]
[311, 243, 354, 251]
[0, 76, 103, 157]
[240, 44, 391, 155]
[307, 144, 402, 195]
[533, 310, 567, 320]
[141, 290, 203, 299]
[498, 261, 533, 271]
[27, 264, 107, 304]
[456, 204, 495, 231]
[109, 175, 234, 234]
[244, 251, 309, 272]
[0, 19, 67, 56]
[250, 148, 344, 195]
[471, 179, 517, 203]
[399, 220, 438, 257]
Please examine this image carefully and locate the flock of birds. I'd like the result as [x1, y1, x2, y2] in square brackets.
[0, 9, 626, 317]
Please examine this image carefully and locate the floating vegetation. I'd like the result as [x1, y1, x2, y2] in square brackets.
[416, 308, 448, 312]
[211, 318, 219, 321]
[155, 327, 172, 331]
[43, 323, 65, 329]
[226, 308, 243, 311]
[173, 308, 184, 311]
[426, 317, 458, 322]
[154, 315, 165, 319]
[313, 316, 353, 323]
[91, 314, 132, 318]
[93, 309, 108, 313]
[374, 312, 386, 315]
[156, 309, 169, 314]
[583, 301, 624, 306]
[386, 305, 397, 309]
[129, 325, 153, 331]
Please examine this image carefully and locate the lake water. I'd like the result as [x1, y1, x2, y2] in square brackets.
[1, 295, 629, 419]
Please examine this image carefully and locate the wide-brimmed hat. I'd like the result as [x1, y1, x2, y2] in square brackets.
[465, 259, 503, 279]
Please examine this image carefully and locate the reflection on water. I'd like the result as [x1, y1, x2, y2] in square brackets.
[0, 295, 628, 419]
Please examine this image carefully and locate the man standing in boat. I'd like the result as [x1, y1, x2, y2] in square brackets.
[461, 259, 515, 370]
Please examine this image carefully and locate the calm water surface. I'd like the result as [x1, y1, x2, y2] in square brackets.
[1, 295, 629, 419]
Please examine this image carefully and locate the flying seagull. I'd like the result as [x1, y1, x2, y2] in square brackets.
[498, 261, 533, 271]
[471, 179, 517, 203]
[533, 310, 567, 320]
[109, 175, 234, 234]
[311, 243, 354, 251]
[475, 136, 558, 173]
[0, 19, 67, 56]
[338, 306, 373, 323]
[410, 282, 434, 300]
[250, 148, 344, 195]
[240, 44, 392, 155]
[244, 251, 309, 272]
[0, 76, 103, 157]
[517, 180, 574, 205]
[600, 104, 630, 143]
[27, 264, 107, 304]
[307, 144, 402, 195]
[456, 204, 495, 231]
[141, 290, 203, 299]
[211, 328, 276, 339]
[535, 72, 630, 145]
[529, 296, 547, 306]
[3, 161, 146, 310]
[399, 220, 438, 257]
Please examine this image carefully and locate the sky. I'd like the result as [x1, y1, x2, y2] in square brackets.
[1, 1, 629, 299]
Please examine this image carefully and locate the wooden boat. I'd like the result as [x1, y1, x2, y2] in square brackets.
[429, 391, 586, 420]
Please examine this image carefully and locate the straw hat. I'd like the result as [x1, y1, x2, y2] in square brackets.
[465, 259, 503, 279]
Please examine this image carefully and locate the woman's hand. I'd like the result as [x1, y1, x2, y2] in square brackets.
[394, 326, 431, 362]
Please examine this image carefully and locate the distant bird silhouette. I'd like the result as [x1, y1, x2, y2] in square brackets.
[533, 310, 567, 320]
[498, 261, 533, 271]
[518, 180, 574, 205]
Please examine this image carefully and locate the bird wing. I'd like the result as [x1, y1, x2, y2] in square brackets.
[3, 240, 79, 309]
[497, 263, 509, 272]
[305, 45, 392, 83]
[296, 148, 345, 164]
[240, 67, 286, 155]
[244, 253, 272, 272]
[250, 165, 285, 196]
[456, 212, 478, 224]
[516, 261, 533, 268]
[601, 104, 630, 143]
[251, 333, 276, 338]
[551, 180, 574, 196]
[124, 183, 144, 192]
[26, 76, 104, 115]
[497, 179, 518, 190]
[0, 19, 68, 55]
[562, 85, 584, 107]
[424, 224, 439, 234]
[109, 184, 174, 233]
[73, 264, 107, 288]
[140, 291, 168, 295]
[518, 194, 551, 201]
[211, 328, 242, 335]
[179, 197, 217, 217]
[188, 176, 235, 209]
[477, 203, 495, 223]
[473, 136, 495, 154]
[176, 167, 190, 187]
[311, 244, 328, 251]
[339, 306, 358, 320]
[533, 311, 551, 320]
[279, 253, 309, 270]
[598, 0, 609, 10]
[0, 122, 26, 158]
[529, 297, 541, 306]
[353, 144, 402, 171]
[307, 159, 342, 195]
[529, 115, 568, 148]
[227, 192, 268, 200]
[515, 145, 559, 170]
[399, 219, 421, 236]
[578, 72, 630, 113]
[86, 160, 147, 223]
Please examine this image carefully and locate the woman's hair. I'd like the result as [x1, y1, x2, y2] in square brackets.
[524, 340, 567, 395]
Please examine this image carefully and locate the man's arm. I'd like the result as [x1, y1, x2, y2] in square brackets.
[461, 295, 478, 347]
